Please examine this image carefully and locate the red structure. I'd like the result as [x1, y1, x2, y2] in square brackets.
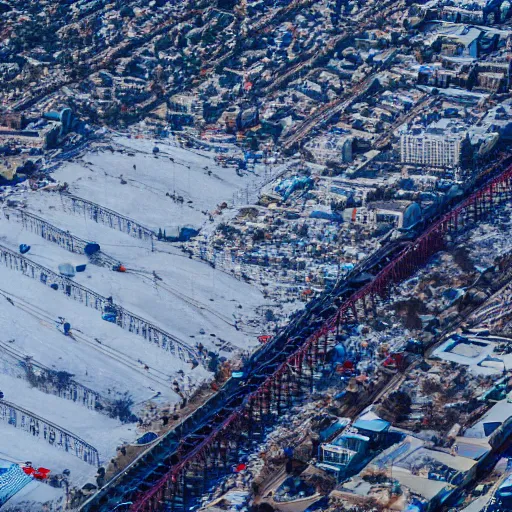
[131, 163, 512, 512]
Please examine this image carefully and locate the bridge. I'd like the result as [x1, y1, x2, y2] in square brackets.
[79, 160, 512, 512]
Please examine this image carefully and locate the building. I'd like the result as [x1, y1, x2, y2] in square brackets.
[318, 432, 370, 481]
[168, 93, 201, 115]
[369, 201, 422, 230]
[341, 433, 479, 512]
[400, 132, 463, 167]
[305, 134, 353, 165]
[0, 111, 25, 130]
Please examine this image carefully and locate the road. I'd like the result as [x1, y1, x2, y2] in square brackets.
[283, 75, 377, 150]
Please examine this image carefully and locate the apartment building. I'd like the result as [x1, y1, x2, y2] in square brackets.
[400, 132, 462, 167]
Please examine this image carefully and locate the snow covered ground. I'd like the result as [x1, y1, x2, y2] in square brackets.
[52, 135, 259, 233]
[0, 218, 264, 355]
[0, 135, 274, 507]
[0, 374, 135, 495]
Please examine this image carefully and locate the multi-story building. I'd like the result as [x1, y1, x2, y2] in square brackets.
[400, 132, 463, 167]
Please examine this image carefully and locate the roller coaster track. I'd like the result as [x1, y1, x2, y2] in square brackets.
[78, 160, 512, 511]
[0, 336, 104, 412]
[0, 290, 176, 393]
[0, 242, 200, 364]
[59, 192, 155, 242]
[7, 208, 121, 269]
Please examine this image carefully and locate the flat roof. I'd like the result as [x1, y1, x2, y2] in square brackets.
[392, 467, 454, 500]
[354, 418, 391, 433]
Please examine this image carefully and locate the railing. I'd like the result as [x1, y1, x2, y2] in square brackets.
[0, 400, 99, 466]
[0, 243, 200, 364]
[0, 339, 108, 412]
[60, 192, 154, 242]
[8, 209, 121, 269]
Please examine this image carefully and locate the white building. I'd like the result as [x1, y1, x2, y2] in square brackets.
[400, 132, 462, 167]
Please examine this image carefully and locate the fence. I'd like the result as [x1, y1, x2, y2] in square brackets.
[0, 339, 108, 412]
[60, 193, 154, 242]
[9, 209, 121, 269]
[0, 400, 99, 466]
[0, 243, 199, 364]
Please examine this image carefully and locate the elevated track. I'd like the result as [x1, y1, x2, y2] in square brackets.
[81, 158, 512, 512]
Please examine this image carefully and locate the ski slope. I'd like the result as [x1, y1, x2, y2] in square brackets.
[0, 136, 272, 507]
[52, 136, 248, 233]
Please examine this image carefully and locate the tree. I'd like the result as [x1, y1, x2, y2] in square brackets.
[265, 309, 275, 322]
[381, 390, 412, 422]
[107, 392, 136, 423]
[453, 247, 474, 272]
[249, 136, 259, 151]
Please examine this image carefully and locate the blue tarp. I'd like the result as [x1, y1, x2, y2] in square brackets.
[0, 463, 32, 507]
[309, 211, 343, 222]
[164, 227, 200, 242]
[497, 474, 512, 499]
[319, 419, 346, 441]
[137, 432, 158, 444]
[353, 418, 391, 433]
[84, 243, 100, 256]
[330, 186, 352, 197]
[179, 227, 199, 241]
[332, 344, 347, 363]
[76, 264, 87, 272]
[244, 151, 263, 161]
[102, 313, 117, 323]
[275, 176, 314, 201]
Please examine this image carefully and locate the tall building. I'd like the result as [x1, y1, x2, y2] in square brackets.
[400, 132, 462, 167]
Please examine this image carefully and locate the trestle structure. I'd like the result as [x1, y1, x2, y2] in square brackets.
[128, 164, 512, 511]
[0, 400, 99, 466]
[0, 243, 199, 364]
[0, 339, 110, 412]
[10, 209, 121, 269]
[60, 192, 155, 242]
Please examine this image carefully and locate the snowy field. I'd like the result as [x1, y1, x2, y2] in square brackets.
[0, 135, 272, 507]
[53, 136, 255, 233]
[0, 219, 264, 354]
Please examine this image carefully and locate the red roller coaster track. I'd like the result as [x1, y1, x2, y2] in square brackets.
[130, 162, 512, 511]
